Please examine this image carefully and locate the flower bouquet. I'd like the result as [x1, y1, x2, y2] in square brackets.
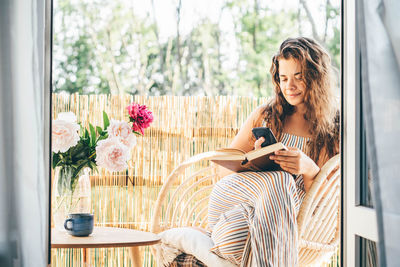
[52, 102, 153, 230]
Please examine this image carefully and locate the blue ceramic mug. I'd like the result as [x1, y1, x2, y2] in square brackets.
[64, 213, 94, 237]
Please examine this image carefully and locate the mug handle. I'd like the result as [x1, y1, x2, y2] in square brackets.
[64, 218, 74, 231]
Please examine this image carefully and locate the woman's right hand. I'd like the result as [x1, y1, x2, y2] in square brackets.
[254, 137, 265, 150]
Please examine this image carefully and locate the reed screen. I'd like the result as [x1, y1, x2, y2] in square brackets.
[51, 94, 339, 267]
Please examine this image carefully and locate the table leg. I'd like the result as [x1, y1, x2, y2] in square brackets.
[129, 247, 142, 267]
[82, 248, 88, 266]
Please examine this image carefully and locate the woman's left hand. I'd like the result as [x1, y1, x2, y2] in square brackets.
[269, 147, 320, 191]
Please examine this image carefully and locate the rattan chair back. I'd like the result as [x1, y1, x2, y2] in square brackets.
[151, 153, 340, 267]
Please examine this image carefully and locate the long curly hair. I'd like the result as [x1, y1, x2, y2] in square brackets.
[263, 37, 339, 165]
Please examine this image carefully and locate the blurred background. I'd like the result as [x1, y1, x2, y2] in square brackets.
[53, 0, 340, 97]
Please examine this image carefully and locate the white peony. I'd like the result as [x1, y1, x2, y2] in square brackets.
[95, 138, 130, 172]
[107, 119, 137, 148]
[57, 112, 77, 123]
[52, 118, 80, 153]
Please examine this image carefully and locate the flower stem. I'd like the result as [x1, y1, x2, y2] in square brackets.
[88, 151, 96, 159]
[53, 194, 68, 213]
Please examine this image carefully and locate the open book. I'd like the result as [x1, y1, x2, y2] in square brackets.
[210, 142, 288, 172]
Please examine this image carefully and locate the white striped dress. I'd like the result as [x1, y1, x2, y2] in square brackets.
[208, 133, 309, 266]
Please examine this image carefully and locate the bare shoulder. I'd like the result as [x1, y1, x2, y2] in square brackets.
[249, 104, 266, 117]
[250, 104, 269, 127]
[229, 105, 267, 152]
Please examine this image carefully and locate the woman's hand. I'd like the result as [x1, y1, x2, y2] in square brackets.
[254, 137, 265, 150]
[269, 147, 320, 191]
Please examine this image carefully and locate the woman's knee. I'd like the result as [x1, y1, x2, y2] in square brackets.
[210, 207, 248, 265]
[208, 173, 246, 227]
[254, 172, 296, 208]
[218, 172, 247, 186]
[210, 173, 248, 205]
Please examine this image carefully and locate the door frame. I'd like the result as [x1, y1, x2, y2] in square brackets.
[342, 0, 378, 266]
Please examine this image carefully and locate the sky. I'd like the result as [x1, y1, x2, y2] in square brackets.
[55, 0, 340, 56]
[122, 0, 340, 42]
[53, 0, 340, 94]
[102, 0, 340, 76]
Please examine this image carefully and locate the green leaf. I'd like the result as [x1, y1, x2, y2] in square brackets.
[84, 128, 89, 139]
[81, 136, 90, 145]
[89, 123, 96, 147]
[103, 111, 110, 131]
[96, 126, 103, 136]
[69, 141, 88, 161]
[97, 134, 108, 141]
[72, 161, 89, 180]
[52, 153, 61, 169]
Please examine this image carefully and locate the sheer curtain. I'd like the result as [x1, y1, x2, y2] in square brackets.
[359, 0, 400, 266]
[0, 0, 49, 266]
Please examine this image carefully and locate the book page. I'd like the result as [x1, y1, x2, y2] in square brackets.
[246, 142, 287, 161]
[216, 147, 246, 154]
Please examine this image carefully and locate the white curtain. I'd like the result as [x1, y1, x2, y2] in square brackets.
[0, 0, 49, 266]
[359, 0, 400, 266]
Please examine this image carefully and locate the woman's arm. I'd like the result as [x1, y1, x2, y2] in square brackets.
[301, 160, 320, 192]
[216, 106, 265, 177]
[229, 106, 265, 152]
[269, 148, 320, 192]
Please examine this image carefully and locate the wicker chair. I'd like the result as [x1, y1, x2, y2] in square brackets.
[151, 152, 340, 266]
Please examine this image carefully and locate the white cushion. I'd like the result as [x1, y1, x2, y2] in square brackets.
[155, 227, 236, 267]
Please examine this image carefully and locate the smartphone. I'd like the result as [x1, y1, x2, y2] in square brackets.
[252, 127, 278, 148]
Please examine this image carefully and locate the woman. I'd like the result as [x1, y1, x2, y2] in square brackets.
[207, 37, 340, 266]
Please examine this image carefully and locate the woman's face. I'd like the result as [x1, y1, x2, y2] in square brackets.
[278, 57, 306, 107]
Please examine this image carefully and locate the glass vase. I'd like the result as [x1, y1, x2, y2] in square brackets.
[52, 166, 92, 231]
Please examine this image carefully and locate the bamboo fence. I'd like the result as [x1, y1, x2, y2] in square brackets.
[51, 94, 339, 267]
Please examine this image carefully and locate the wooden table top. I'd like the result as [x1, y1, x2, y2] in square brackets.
[51, 227, 161, 248]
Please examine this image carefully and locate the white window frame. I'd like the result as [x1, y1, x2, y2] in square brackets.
[342, 0, 379, 266]
[45, 0, 52, 265]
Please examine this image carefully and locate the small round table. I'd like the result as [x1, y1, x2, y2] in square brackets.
[51, 227, 161, 267]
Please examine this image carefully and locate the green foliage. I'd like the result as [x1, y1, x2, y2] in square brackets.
[89, 123, 96, 147]
[102, 111, 109, 130]
[53, 0, 340, 97]
[227, 1, 300, 97]
[52, 111, 110, 193]
[327, 27, 340, 67]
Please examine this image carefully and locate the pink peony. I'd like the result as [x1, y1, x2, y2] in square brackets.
[95, 138, 130, 172]
[107, 119, 137, 148]
[126, 103, 140, 119]
[126, 103, 154, 134]
[52, 116, 80, 153]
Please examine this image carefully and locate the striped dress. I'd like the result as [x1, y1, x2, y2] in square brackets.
[207, 133, 309, 266]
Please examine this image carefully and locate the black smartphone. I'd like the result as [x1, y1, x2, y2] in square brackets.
[252, 127, 278, 147]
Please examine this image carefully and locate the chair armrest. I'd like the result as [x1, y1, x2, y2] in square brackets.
[297, 154, 340, 236]
[151, 152, 219, 233]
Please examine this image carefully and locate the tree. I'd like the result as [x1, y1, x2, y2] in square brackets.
[225, 0, 300, 97]
[299, 0, 340, 68]
[53, 0, 340, 96]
